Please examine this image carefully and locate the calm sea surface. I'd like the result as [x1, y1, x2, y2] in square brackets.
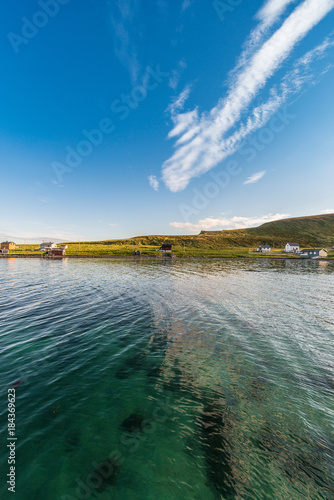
[0, 258, 333, 500]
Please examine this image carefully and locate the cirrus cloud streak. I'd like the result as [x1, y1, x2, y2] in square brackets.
[170, 213, 290, 233]
[162, 0, 334, 192]
[244, 170, 267, 184]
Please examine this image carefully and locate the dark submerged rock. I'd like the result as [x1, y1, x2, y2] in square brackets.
[120, 413, 145, 433]
[115, 367, 133, 379]
[116, 353, 147, 379]
[91, 458, 120, 494]
[64, 429, 80, 452]
[200, 402, 236, 499]
[125, 353, 146, 369]
[145, 363, 162, 378]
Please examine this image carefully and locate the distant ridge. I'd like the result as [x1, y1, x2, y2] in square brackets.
[202, 213, 334, 247]
[247, 213, 334, 245]
[77, 214, 334, 249]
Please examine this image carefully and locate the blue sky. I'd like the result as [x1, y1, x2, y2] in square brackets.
[1, 0, 334, 242]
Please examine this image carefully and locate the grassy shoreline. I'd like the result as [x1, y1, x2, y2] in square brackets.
[2, 214, 333, 259]
[2, 250, 333, 260]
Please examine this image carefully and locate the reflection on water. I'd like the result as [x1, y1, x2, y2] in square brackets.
[0, 258, 333, 499]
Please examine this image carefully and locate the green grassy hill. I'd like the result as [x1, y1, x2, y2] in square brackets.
[246, 214, 334, 247]
[67, 213, 334, 251]
[126, 213, 334, 248]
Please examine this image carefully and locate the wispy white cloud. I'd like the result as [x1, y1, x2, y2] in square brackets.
[165, 35, 333, 180]
[109, 223, 119, 227]
[166, 84, 192, 115]
[206, 34, 334, 163]
[230, 0, 297, 82]
[52, 179, 63, 188]
[162, 0, 334, 192]
[170, 213, 290, 233]
[244, 170, 267, 184]
[168, 58, 187, 89]
[321, 208, 334, 214]
[257, 0, 297, 23]
[181, 0, 195, 12]
[110, 0, 141, 84]
[148, 175, 159, 191]
[167, 108, 198, 140]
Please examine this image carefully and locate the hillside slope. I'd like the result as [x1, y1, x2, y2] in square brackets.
[78, 214, 334, 249]
[246, 213, 334, 247]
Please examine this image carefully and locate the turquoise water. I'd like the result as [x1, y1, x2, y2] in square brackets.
[0, 258, 333, 500]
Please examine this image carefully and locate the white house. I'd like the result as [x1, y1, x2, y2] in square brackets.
[257, 245, 271, 253]
[285, 242, 300, 253]
[39, 242, 57, 251]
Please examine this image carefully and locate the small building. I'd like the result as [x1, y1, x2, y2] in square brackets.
[48, 248, 66, 257]
[300, 248, 328, 259]
[285, 242, 300, 253]
[160, 244, 172, 253]
[40, 242, 57, 251]
[1, 241, 16, 250]
[257, 245, 271, 253]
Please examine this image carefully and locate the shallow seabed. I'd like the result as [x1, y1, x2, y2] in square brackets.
[0, 258, 333, 499]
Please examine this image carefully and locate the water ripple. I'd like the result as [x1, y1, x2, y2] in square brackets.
[0, 258, 333, 499]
